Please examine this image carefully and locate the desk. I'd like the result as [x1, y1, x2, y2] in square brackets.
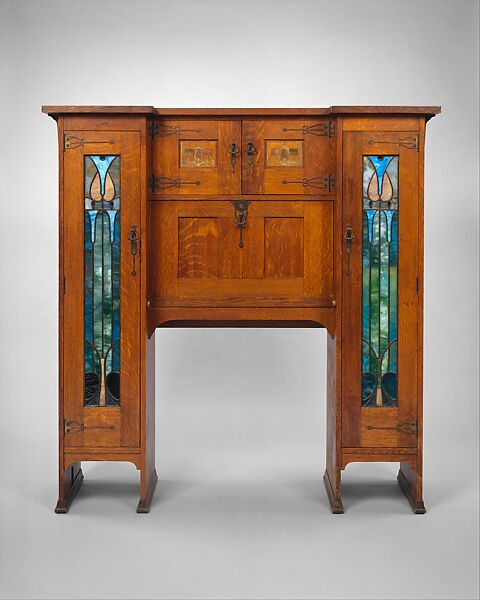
[43, 105, 440, 513]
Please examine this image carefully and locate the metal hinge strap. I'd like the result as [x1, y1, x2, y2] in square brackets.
[282, 120, 335, 137]
[64, 420, 115, 435]
[152, 175, 201, 191]
[367, 421, 418, 436]
[64, 135, 115, 150]
[150, 123, 202, 138]
[367, 135, 419, 151]
[282, 174, 335, 191]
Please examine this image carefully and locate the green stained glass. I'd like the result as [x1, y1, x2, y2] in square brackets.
[362, 155, 398, 407]
[84, 155, 120, 407]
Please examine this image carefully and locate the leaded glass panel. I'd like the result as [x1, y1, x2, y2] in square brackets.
[362, 155, 398, 407]
[84, 155, 120, 407]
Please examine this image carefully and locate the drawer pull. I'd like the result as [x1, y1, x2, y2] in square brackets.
[245, 139, 257, 166]
[228, 140, 240, 170]
[367, 421, 418, 436]
[231, 200, 250, 248]
[128, 224, 140, 276]
[344, 224, 356, 276]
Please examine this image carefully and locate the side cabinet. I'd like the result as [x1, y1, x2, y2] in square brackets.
[330, 117, 426, 513]
[56, 115, 157, 513]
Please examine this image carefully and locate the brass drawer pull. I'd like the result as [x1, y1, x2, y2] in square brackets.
[128, 224, 140, 276]
[245, 139, 257, 165]
[344, 224, 356, 276]
[228, 140, 240, 169]
[231, 200, 250, 248]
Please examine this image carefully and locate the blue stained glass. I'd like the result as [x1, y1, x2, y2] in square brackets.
[84, 155, 120, 407]
[361, 155, 398, 408]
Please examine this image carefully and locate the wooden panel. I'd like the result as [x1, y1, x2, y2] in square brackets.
[341, 128, 420, 449]
[218, 217, 264, 279]
[265, 218, 304, 278]
[178, 218, 218, 278]
[148, 200, 334, 307]
[83, 408, 121, 447]
[63, 131, 141, 449]
[242, 119, 335, 195]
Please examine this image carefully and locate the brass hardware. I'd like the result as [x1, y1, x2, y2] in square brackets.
[64, 420, 115, 435]
[152, 175, 201, 190]
[367, 421, 418, 436]
[128, 224, 140, 276]
[231, 200, 250, 248]
[150, 123, 202, 138]
[228, 139, 240, 170]
[64, 135, 115, 150]
[344, 224, 356, 276]
[245, 139, 257, 166]
[367, 135, 419, 151]
[282, 121, 335, 137]
[282, 174, 335, 191]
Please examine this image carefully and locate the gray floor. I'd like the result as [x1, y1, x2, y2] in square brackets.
[0, 330, 478, 600]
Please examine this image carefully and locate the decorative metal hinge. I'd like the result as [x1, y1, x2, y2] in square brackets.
[282, 174, 335, 191]
[64, 135, 115, 150]
[282, 120, 335, 137]
[367, 135, 419, 151]
[151, 175, 201, 190]
[367, 420, 418, 436]
[64, 420, 115, 435]
[150, 122, 202, 138]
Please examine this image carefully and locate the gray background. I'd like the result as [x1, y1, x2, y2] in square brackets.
[0, 1, 478, 598]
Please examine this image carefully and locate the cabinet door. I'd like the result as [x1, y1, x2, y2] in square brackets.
[153, 120, 241, 195]
[242, 119, 335, 195]
[62, 131, 141, 448]
[342, 130, 420, 448]
[149, 200, 334, 307]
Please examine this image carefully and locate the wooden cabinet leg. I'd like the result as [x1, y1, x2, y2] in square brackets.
[323, 469, 344, 514]
[137, 468, 158, 513]
[55, 461, 84, 514]
[397, 461, 426, 514]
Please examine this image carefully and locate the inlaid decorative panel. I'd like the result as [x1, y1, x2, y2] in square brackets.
[362, 155, 398, 408]
[84, 155, 120, 407]
[180, 141, 217, 168]
[266, 141, 303, 167]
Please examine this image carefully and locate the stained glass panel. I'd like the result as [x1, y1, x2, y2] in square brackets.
[84, 155, 120, 407]
[362, 155, 398, 407]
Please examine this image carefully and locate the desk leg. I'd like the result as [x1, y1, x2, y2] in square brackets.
[55, 461, 84, 513]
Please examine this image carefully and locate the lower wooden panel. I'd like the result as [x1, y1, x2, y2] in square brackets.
[342, 449, 417, 470]
[64, 451, 142, 471]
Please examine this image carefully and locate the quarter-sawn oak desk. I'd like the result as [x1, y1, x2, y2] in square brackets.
[43, 105, 440, 514]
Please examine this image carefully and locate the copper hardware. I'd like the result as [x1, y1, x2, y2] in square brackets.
[128, 224, 140, 276]
[64, 135, 115, 150]
[344, 224, 356, 276]
[245, 139, 257, 165]
[150, 123, 202, 137]
[282, 174, 335, 191]
[231, 200, 250, 248]
[228, 140, 240, 169]
[367, 421, 418, 436]
[282, 121, 335, 137]
[367, 135, 419, 151]
[64, 420, 115, 435]
[152, 175, 201, 190]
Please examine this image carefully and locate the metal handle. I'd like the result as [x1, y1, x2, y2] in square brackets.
[228, 140, 240, 170]
[231, 200, 250, 248]
[344, 224, 356, 276]
[367, 421, 418, 436]
[245, 139, 257, 165]
[128, 224, 140, 276]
